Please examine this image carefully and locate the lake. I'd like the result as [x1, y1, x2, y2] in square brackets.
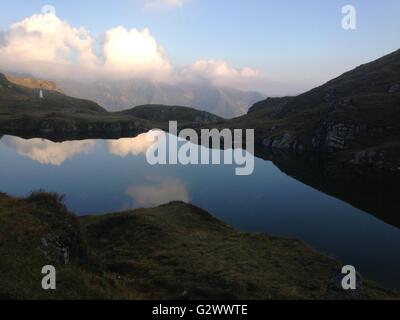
[1, 133, 400, 290]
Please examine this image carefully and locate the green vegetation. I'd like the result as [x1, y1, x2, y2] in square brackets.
[0, 192, 398, 300]
[119, 104, 223, 125]
[0, 192, 136, 299]
[0, 73, 223, 136]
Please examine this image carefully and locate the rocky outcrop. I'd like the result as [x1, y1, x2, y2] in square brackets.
[40, 234, 70, 265]
[262, 133, 304, 151]
[312, 122, 366, 152]
[261, 122, 365, 153]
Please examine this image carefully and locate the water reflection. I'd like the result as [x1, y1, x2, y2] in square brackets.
[1, 136, 95, 165]
[259, 150, 400, 229]
[126, 177, 190, 207]
[107, 131, 157, 158]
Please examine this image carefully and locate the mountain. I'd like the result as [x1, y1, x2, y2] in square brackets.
[222, 49, 400, 173]
[119, 104, 223, 124]
[0, 73, 105, 114]
[58, 79, 265, 118]
[0, 73, 223, 137]
[1, 191, 397, 299]
[4, 73, 64, 94]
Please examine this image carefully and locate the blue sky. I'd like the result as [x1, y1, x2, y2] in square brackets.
[0, 0, 399, 94]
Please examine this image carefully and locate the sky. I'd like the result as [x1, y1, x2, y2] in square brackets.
[0, 0, 399, 95]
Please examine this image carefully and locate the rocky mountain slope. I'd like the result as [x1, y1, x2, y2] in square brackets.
[0, 192, 397, 300]
[221, 49, 400, 173]
[58, 79, 265, 118]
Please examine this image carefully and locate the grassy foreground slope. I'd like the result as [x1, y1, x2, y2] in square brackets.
[0, 192, 397, 300]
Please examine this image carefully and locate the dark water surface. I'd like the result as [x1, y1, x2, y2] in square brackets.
[1, 134, 399, 290]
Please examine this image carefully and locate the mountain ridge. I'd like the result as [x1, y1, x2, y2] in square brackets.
[218, 48, 400, 173]
[58, 78, 265, 118]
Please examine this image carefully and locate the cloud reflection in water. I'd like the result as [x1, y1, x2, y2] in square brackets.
[1, 136, 95, 165]
[126, 177, 190, 207]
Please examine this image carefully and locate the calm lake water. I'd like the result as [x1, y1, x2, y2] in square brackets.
[1, 133, 400, 290]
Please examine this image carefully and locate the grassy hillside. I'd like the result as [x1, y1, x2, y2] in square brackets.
[224, 49, 400, 142]
[5, 74, 64, 94]
[205, 49, 400, 173]
[0, 192, 397, 300]
[0, 73, 106, 114]
[0, 73, 221, 136]
[119, 104, 224, 125]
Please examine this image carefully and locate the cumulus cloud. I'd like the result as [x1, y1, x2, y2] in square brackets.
[181, 59, 260, 89]
[0, 13, 99, 79]
[126, 177, 190, 207]
[0, 11, 264, 90]
[145, 0, 188, 9]
[102, 27, 172, 80]
[0, 12, 171, 81]
[1, 136, 95, 165]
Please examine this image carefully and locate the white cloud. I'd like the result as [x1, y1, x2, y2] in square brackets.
[145, 0, 188, 9]
[182, 59, 259, 88]
[0, 13, 98, 79]
[126, 177, 190, 207]
[102, 27, 172, 80]
[0, 11, 264, 90]
[0, 13, 171, 81]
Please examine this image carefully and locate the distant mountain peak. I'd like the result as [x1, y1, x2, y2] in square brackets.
[57, 78, 266, 118]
